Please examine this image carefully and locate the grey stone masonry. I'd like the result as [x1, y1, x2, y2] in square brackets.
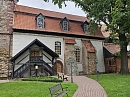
[64, 44, 78, 76]
[82, 42, 96, 74]
[87, 53, 96, 74]
[0, 0, 16, 79]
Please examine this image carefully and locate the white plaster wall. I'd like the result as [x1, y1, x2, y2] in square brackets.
[13, 32, 105, 73]
[91, 40, 105, 72]
[14, 50, 29, 71]
[13, 32, 64, 64]
[77, 64, 83, 71]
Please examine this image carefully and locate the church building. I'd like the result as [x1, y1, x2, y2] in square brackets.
[0, 0, 105, 79]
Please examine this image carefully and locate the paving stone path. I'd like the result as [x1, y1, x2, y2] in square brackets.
[70, 76, 107, 97]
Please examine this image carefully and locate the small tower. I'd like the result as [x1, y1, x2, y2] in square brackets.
[0, 0, 18, 79]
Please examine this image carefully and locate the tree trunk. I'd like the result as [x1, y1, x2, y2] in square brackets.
[119, 34, 129, 74]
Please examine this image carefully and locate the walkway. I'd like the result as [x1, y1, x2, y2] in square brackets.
[69, 76, 107, 97]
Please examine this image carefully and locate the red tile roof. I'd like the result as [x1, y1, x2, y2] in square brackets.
[82, 40, 96, 53]
[101, 24, 110, 38]
[104, 43, 120, 54]
[14, 5, 88, 22]
[64, 38, 76, 44]
[13, 5, 104, 39]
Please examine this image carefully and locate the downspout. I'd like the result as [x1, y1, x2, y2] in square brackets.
[12, 60, 15, 78]
[102, 40, 106, 72]
[8, 32, 13, 79]
[29, 48, 31, 77]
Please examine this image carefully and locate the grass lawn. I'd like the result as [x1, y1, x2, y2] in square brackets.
[88, 74, 130, 97]
[0, 80, 78, 97]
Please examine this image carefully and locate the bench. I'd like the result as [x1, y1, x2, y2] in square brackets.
[49, 83, 69, 97]
[79, 71, 84, 75]
[57, 72, 63, 79]
[57, 72, 69, 81]
[62, 74, 69, 81]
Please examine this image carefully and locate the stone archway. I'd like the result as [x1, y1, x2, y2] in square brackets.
[53, 60, 63, 75]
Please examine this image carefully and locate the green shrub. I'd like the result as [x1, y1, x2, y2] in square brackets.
[22, 76, 63, 82]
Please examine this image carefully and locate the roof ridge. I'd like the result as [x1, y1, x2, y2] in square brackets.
[15, 4, 86, 17]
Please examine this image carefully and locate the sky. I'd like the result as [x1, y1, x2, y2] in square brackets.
[18, 0, 86, 16]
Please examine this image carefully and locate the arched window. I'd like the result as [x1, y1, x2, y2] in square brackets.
[55, 41, 61, 55]
[74, 46, 80, 62]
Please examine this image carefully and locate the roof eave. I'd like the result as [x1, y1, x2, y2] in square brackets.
[13, 28, 105, 40]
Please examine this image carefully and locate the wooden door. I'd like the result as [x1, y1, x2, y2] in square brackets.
[53, 60, 63, 75]
[31, 51, 39, 56]
[57, 63, 62, 73]
[30, 51, 40, 62]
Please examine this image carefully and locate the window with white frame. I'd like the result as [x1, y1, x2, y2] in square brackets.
[62, 21, 68, 31]
[83, 24, 89, 34]
[74, 46, 80, 62]
[36, 14, 44, 28]
[55, 41, 61, 55]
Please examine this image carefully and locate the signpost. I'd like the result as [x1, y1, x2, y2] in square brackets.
[94, 59, 98, 81]
[67, 57, 75, 83]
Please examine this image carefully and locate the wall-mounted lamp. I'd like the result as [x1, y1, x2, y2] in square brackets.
[35, 65, 38, 69]
[35, 65, 38, 77]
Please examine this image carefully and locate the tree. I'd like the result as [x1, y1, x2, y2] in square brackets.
[43, 0, 130, 74]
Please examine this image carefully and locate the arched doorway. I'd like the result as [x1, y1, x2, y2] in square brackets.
[53, 60, 63, 75]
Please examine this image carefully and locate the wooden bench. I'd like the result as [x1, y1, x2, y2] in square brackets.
[57, 72, 63, 79]
[49, 83, 69, 97]
[79, 71, 84, 75]
[57, 72, 69, 81]
[62, 74, 69, 81]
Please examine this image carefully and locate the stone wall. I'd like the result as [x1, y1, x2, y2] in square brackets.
[0, 0, 16, 79]
[87, 53, 96, 74]
[82, 44, 88, 74]
[0, 49, 9, 78]
[82, 42, 96, 74]
[64, 44, 78, 75]
[0, 0, 15, 34]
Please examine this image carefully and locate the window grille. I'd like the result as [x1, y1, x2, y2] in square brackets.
[62, 21, 68, 31]
[36, 14, 44, 28]
[83, 24, 89, 34]
[74, 47, 80, 62]
[55, 41, 61, 55]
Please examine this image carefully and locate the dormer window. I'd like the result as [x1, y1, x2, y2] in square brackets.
[61, 17, 69, 32]
[63, 21, 68, 31]
[81, 21, 89, 34]
[36, 13, 44, 28]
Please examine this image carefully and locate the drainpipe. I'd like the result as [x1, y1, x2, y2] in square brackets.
[7, 32, 12, 79]
[12, 60, 15, 78]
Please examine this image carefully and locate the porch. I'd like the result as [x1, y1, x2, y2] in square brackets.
[11, 39, 59, 78]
